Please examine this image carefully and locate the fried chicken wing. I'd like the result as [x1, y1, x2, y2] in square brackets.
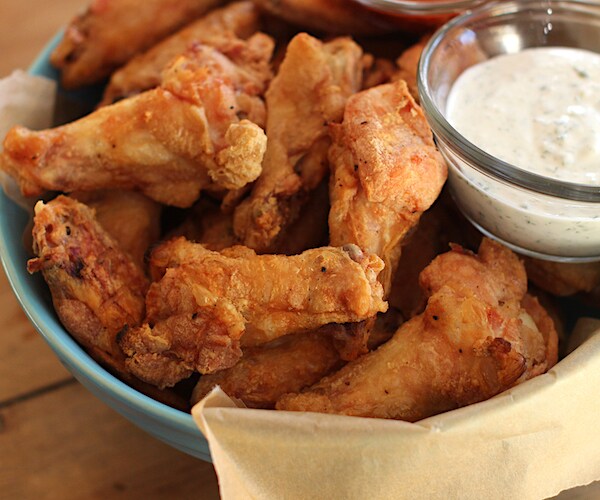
[328, 80, 447, 295]
[2, 36, 273, 207]
[277, 240, 553, 421]
[389, 191, 481, 318]
[233, 33, 363, 252]
[521, 293, 559, 373]
[251, 0, 393, 35]
[72, 190, 161, 268]
[190, 330, 344, 408]
[148, 238, 387, 345]
[50, 0, 224, 88]
[391, 37, 430, 102]
[524, 258, 600, 296]
[27, 195, 148, 375]
[100, 1, 262, 106]
[119, 300, 246, 388]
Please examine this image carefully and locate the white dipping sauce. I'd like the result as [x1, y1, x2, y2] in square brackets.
[442, 47, 600, 260]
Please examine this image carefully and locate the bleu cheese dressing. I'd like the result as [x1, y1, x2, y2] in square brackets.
[441, 47, 600, 260]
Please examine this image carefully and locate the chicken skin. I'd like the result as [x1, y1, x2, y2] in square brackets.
[524, 258, 600, 297]
[191, 330, 344, 408]
[51, 0, 224, 88]
[2, 34, 273, 207]
[233, 33, 363, 252]
[328, 79, 447, 295]
[118, 240, 387, 388]
[147, 238, 388, 345]
[100, 1, 262, 106]
[119, 299, 246, 388]
[27, 196, 148, 376]
[71, 190, 161, 268]
[277, 239, 556, 421]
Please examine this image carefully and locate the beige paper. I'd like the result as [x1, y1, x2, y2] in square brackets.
[192, 318, 600, 500]
[0, 70, 56, 210]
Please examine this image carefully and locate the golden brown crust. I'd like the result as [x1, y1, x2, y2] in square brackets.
[50, 0, 224, 88]
[147, 238, 388, 345]
[71, 190, 161, 268]
[277, 240, 554, 421]
[27, 195, 148, 374]
[233, 33, 363, 252]
[2, 37, 273, 207]
[521, 294, 559, 372]
[191, 330, 343, 408]
[391, 37, 430, 103]
[100, 2, 261, 105]
[524, 258, 600, 296]
[328, 80, 447, 295]
[119, 301, 246, 388]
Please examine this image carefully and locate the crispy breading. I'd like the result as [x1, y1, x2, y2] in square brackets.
[391, 37, 430, 102]
[328, 80, 447, 295]
[521, 294, 559, 373]
[71, 190, 161, 268]
[119, 300, 246, 388]
[277, 240, 553, 421]
[233, 33, 363, 252]
[524, 258, 600, 296]
[2, 36, 273, 207]
[51, 0, 224, 88]
[191, 330, 343, 408]
[100, 2, 261, 106]
[27, 195, 148, 375]
[148, 238, 388, 345]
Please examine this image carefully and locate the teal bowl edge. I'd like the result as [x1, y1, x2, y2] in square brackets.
[0, 33, 211, 462]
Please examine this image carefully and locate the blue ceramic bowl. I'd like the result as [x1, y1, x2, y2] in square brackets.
[0, 33, 211, 461]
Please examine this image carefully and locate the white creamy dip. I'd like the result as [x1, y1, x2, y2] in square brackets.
[440, 47, 600, 260]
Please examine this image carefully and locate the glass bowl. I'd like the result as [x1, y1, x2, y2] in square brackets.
[354, 0, 490, 31]
[418, 0, 600, 262]
[0, 32, 211, 461]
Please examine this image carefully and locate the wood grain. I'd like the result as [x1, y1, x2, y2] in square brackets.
[0, 1, 221, 498]
[0, 382, 219, 499]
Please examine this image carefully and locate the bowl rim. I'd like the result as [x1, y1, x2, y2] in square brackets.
[3, 32, 202, 436]
[418, 0, 600, 202]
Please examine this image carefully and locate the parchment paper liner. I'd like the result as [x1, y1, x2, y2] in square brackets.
[192, 320, 600, 500]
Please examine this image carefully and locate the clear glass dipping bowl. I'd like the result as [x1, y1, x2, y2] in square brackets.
[418, 0, 600, 262]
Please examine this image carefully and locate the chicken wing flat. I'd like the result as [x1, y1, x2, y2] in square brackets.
[391, 37, 430, 102]
[27, 195, 148, 376]
[71, 190, 161, 268]
[233, 33, 363, 252]
[119, 300, 246, 388]
[148, 238, 388, 345]
[2, 35, 274, 207]
[100, 1, 262, 106]
[251, 0, 393, 35]
[50, 0, 224, 88]
[524, 258, 600, 296]
[328, 80, 447, 295]
[277, 239, 554, 421]
[190, 330, 344, 408]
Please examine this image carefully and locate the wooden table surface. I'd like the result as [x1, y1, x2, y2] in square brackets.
[0, 1, 220, 498]
[1, 2, 599, 499]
